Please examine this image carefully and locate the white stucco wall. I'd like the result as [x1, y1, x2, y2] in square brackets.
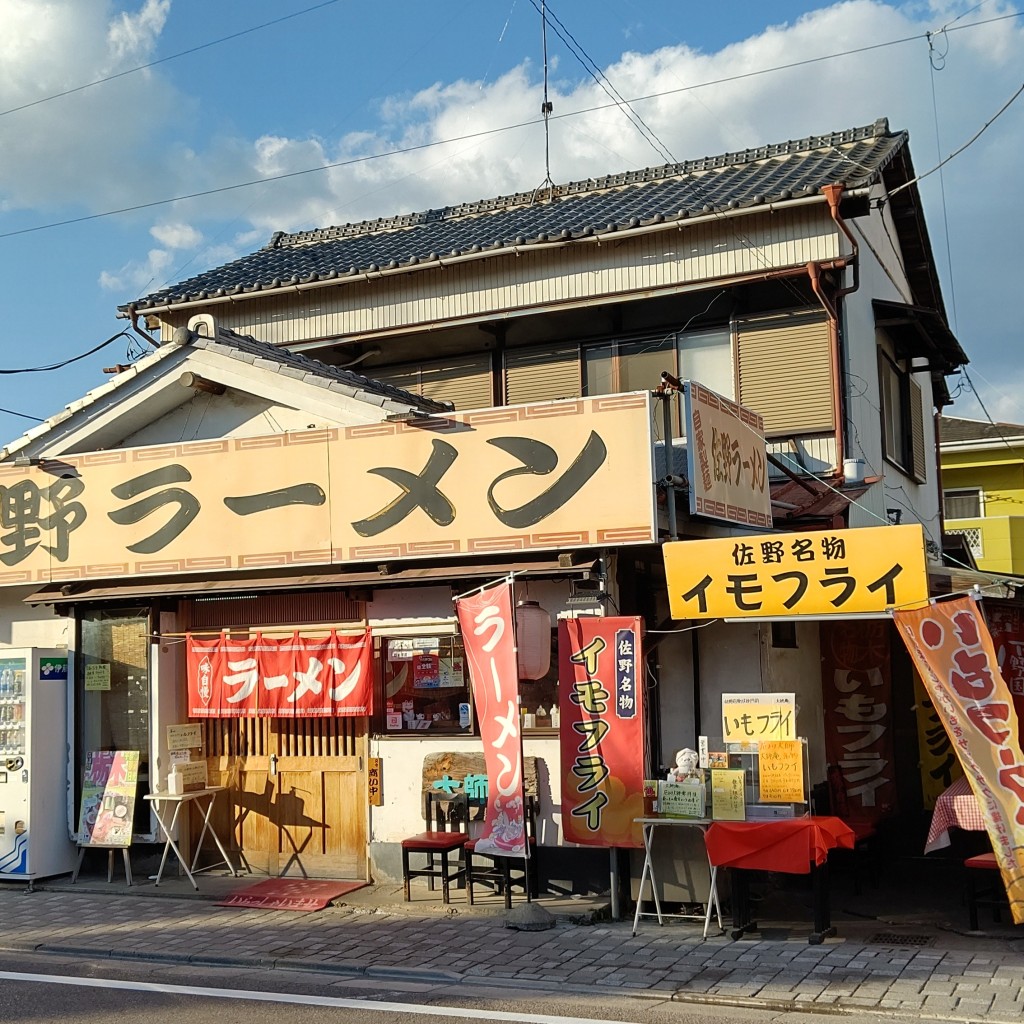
[843, 196, 943, 542]
[759, 621, 827, 784]
[0, 589, 72, 650]
[695, 618, 827, 790]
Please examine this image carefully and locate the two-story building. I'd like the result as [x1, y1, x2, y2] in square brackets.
[940, 415, 1024, 576]
[0, 117, 970, 892]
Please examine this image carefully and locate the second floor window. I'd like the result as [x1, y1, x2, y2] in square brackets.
[879, 354, 928, 481]
[944, 488, 982, 519]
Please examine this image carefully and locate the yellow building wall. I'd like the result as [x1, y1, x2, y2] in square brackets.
[942, 445, 1024, 574]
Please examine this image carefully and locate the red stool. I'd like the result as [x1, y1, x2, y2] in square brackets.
[965, 852, 1004, 930]
[400, 792, 467, 904]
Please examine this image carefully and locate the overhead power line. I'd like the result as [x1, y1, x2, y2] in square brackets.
[0, 331, 129, 374]
[0, 9, 1020, 242]
[0, 0, 343, 120]
[0, 405, 44, 423]
[887, 81, 1024, 199]
[527, 0, 676, 165]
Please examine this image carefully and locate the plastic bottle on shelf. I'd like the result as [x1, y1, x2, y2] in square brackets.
[550, 704, 560, 728]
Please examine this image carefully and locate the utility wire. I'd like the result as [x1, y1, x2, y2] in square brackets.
[525, 2, 809, 313]
[0, 0, 343, 119]
[887, 81, 1024, 199]
[527, 0, 675, 164]
[0, 331, 129, 374]
[0, 405, 44, 423]
[2, 10, 1020, 242]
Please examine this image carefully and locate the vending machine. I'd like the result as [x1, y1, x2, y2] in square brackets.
[0, 649, 78, 881]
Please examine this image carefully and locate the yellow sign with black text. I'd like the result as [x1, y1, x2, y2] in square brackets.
[663, 524, 928, 619]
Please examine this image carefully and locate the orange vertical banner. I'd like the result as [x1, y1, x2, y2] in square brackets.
[559, 616, 645, 847]
[456, 581, 526, 857]
[893, 597, 1024, 924]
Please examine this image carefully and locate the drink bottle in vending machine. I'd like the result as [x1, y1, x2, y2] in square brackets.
[0, 649, 78, 881]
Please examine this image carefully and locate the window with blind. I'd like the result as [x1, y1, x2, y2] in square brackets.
[943, 488, 982, 519]
[504, 344, 581, 405]
[735, 311, 834, 436]
[370, 353, 494, 411]
[880, 353, 928, 482]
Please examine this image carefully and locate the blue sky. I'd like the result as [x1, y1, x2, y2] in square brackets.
[1, 0, 1021, 444]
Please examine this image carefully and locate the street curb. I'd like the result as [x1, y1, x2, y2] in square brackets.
[367, 965, 463, 983]
[274, 958, 365, 976]
[5, 940, 1021, 1024]
[459, 974, 614, 996]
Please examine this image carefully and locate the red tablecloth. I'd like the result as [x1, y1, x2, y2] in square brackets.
[924, 776, 986, 854]
[705, 816, 855, 874]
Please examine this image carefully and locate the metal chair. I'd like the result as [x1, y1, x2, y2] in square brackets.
[465, 795, 539, 909]
[400, 791, 468, 904]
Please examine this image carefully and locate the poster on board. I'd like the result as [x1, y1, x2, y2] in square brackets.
[77, 751, 139, 848]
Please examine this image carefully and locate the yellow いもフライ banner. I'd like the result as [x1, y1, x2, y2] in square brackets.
[664, 524, 929, 620]
[893, 597, 1024, 924]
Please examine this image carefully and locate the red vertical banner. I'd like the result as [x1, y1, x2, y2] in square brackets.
[984, 600, 1024, 746]
[559, 616, 645, 847]
[455, 581, 526, 857]
[820, 620, 898, 821]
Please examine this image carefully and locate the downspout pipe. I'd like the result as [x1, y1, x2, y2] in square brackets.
[808, 261, 846, 485]
[822, 183, 859, 299]
[809, 184, 861, 488]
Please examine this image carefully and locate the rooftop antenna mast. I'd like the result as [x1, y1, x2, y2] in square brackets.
[532, 0, 555, 204]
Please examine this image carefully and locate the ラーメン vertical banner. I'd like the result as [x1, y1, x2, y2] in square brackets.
[894, 598, 1024, 924]
[559, 616, 645, 847]
[455, 581, 526, 857]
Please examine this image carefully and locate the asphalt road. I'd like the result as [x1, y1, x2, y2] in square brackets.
[0, 950, 898, 1024]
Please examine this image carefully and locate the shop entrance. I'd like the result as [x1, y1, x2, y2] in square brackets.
[181, 591, 370, 879]
[202, 715, 367, 879]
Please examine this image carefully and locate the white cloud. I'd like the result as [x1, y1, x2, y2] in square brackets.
[2, 1, 1020, 418]
[0, 1, 184, 211]
[99, 246, 174, 293]
[150, 221, 203, 249]
[107, 0, 169, 61]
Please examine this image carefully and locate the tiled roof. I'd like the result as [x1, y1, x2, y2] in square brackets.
[0, 325, 447, 460]
[187, 326, 451, 413]
[940, 416, 1024, 445]
[124, 119, 908, 312]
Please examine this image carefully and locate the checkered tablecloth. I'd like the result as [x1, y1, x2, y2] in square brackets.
[924, 775, 986, 853]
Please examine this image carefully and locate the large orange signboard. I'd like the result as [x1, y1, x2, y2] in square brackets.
[663, 524, 929, 619]
[0, 395, 656, 584]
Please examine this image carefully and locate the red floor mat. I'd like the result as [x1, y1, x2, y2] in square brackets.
[215, 878, 367, 911]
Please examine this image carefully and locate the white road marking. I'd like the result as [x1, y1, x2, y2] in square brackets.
[0, 969, 629, 1023]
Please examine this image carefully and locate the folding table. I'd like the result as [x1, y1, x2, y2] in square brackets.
[144, 786, 238, 889]
[631, 816, 723, 938]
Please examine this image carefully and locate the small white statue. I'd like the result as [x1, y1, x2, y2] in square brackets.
[666, 747, 701, 783]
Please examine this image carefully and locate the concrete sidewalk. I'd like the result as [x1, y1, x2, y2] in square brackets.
[0, 869, 1021, 1023]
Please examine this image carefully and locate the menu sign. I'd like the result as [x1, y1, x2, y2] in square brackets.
[711, 769, 746, 820]
[758, 740, 805, 803]
[77, 750, 139, 847]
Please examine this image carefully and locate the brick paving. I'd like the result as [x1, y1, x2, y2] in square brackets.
[0, 878, 1020, 1021]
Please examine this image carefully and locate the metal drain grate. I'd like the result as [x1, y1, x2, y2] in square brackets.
[868, 932, 934, 947]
